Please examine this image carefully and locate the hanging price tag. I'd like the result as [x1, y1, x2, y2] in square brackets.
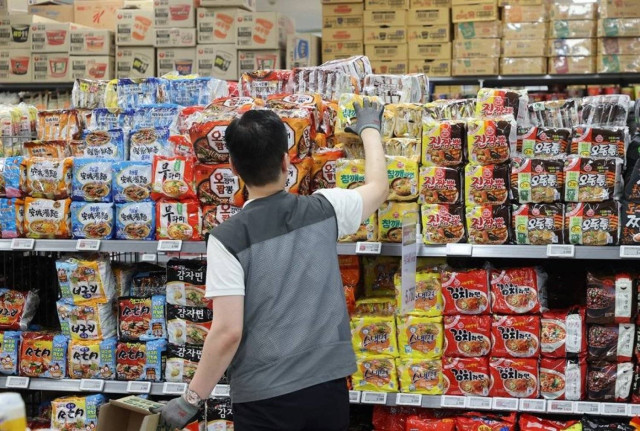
[446, 243, 473, 256]
[162, 382, 187, 395]
[546, 244, 575, 258]
[492, 397, 518, 411]
[467, 397, 492, 410]
[547, 400, 574, 414]
[5, 376, 29, 389]
[157, 240, 182, 252]
[396, 394, 422, 407]
[620, 246, 640, 258]
[141, 253, 157, 262]
[575, 402, 601, 415]
[212, 385, 230, 397]
[348, 391, 361, 403]
[80, 379, 105, 392]
[76, 239, 101, 251]
[519, 399, 546, 413]
[361, 392, 387, 405]
[601, 403, 628, 416]
[441, 395, 466, 408]
[355, 242, 382, 255]
[126, 381, 151, 394]
[10, 238, 34, 250]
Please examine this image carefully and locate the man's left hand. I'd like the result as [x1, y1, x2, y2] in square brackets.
[153, 395, 200, 430]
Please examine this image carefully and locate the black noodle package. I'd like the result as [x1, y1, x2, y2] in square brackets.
[165, 343, 202, 383]
[199, 398, 233, 429]
[167, 304, 213, 346]
[581, 416, 634, 431]
[166, 259, 210, 308]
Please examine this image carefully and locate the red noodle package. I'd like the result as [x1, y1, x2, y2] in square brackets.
[490, 267, 544, 315]
[489, 357, 539, 398]
[442, 356, 490, 397]
[0, 289, 39, 330]
[587, 323, 635, 363]
[405, 416, 455, 431]
[491, 315, 541, 358]
[240, 70, 293, 99]
[441, 268, 490, 315]
[540, 357, 587, 400]
[443, 315, 491, 358]
[151, 156, 197, 201]
[518, 414, 580, 431]
[455, 412, 517, 431]
[541, 307, 587, 359]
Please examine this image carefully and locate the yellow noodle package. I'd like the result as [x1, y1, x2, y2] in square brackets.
[396, 358, 444, 395]
[386, 156, 418, 201]
[21, 158, 73, 199]
[354, 298, 395, 317]
[352, 355, 398, 392]
[396, 315, 444, 360]
[24, 197, 71, 239]
[394, 270, 443, 317]
[387, 103, 423, 139]
[339, 212, 377, 243]
[337, 93, 385, 134]
[336, 158, 365, 190]
[378, 201, 419, 243]
[351, 316, 398, 357]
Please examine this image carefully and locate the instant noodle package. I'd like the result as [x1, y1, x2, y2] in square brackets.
[156, 200, 202, 240]
[0, 331, 20, 375]
[70, 202, 114, 239]
[466, 204, 511, 245]
[352, 355, 398, 392]
[490, 267, 544, 315]
[516, 126, 571, 158]
[0, 198, 24, 239]
[512, 203, 564, 245]
[118, 295, 167, 341]
[351, 316, 398, 357]
[586, 272, 635, 324]
[587, 361, 633, 402]
[195, 163, 245, 207]
[491, 315, 541, 358]
[418, 166, 461, 205]
[0, 289, 39, 330]
[284, 159, 312, 195]
[540, 357, 587, 400]
[116, 339, 166, 382]
[396, 358, 444, 395]
[441, 268, 490, 315]
[166, 259, 209, 308]
[151, 156, 197, 201]
[564, 156, 622, 203]
[50, 394, 105, 431]
[202, 204, 241, 233]
[541, 307, 587, 358]
[24, 197, 71, 239]
[396, 316, 443, 360]
[394, 267, 443, 317]
[67, 337, 117, 380]
[587, 323, 635, 363]
[364, 256, 400, 298]
[165, 343, 202, 383]
[489, 357, 539, 398]
[443, 315, 491, 358]
[442, 356, 490, 397]
[115, 201, 156, 240]
[57, 300, 116, 340]
[421, 119, 465, 167]
[71, 159, 112, 202]
[378, 202, 419, 243]
[421, 204, 466, 245]
[20, 331, 67, 379]
[464, 163, 509, 206]
[167, 304, 213, 346]
[386, 156, 418, 201]
[56, 256, 116, 305]
[510, 157, 565, 204]
[112, 161, 152, 203]
[466, 117, 515, 166]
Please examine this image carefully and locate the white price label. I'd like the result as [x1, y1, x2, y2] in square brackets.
[141, 253, 157, 262]
[349, 391, 361, 403]
[547, 244, 575, 258]
[446, 243, 473, 256]
[10, 238, 34, 250]
[5, 376, 29, 389]
[396, 393, 422, 407]
[76, 239, 101, 251]
[162, 382, 187, 395]
[492, 397, 518, 411]
[157, 240, 183, 252]
[361, 392, 387, 405]
[620, 246, 640, 258]
[441, 395, 467, 408]
[356, 242, 382, 255]
[575, 402, 601, 415]
[468, 397, 492, 410]
[547, 400, 574, 414]
[80, 379, 104, 392]
[212, 385, 231, 397]
[628, 404, 640, 417]
[601, 403, 628, 416]
[519, 399, 546, 412]
[126, 381, 151, 394]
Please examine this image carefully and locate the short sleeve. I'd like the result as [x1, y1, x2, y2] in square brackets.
[205, 236, 246, 297]
[314, 188, 363, 238]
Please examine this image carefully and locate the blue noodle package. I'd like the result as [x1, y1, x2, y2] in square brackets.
[90, 108, 134, 131]
[116, 339, 166, 382]
[128, 128, 171, 162]
[72, 159, 113, 202]
[115, 201, 155, 240]
[118, 295, 167, 341]
[4, 157, 23, 198]
[81, 129, 126, 160]
[112, 161, 152, 202]
[168, 77, 227, 106]
[0, 198, 24, 238]
[0, 331, 20, 375]
[70, 201, 114, 239]
[133, 104, 180, 131]
[117, 78, 168, 110]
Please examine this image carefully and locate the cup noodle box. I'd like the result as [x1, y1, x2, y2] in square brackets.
[410, 0, 451, 6]
[286, 33, 320, 68]
[549, 20, 595, 39]
[503, 5, 546, 23]
[502, 39, 546, 57]
[548, 56, 595, 74]
[598, 55, 640, 73]
[549, 2, 596, 20]
[9, 13, 36, 50]
[407, 25, 450, 42]
[154, 0, 195, 27]
[452, 58, 499, 75]
[236, 12, 290, 50]
[322, 3, 364, 16]
[196, 44, 237, 80]
[409, 59, 451, 76]
[598, 37, 640, 55]
[363, 26, 407, 45]
[31, 21, 75, 52]
[28, 4, 75, 23]
[238, 50, 282, 75]
[452, 3, 498, 23]
[116, 8, 156, 46]
[74, 0, 124, 30]
[365, 0, 409, 9]
[322, 40, 364, 58]
[409, 41, 451, 59]
[500, 57, 546, 75]
[323, 15, 364, 29]
[0, 16, 10, 47]
[598, 19, 640, 38]
[116, 46, 155, 78]
[33, 53, 71, 82]
[197, 8, 238, 44]
[455, 21, 501, 39]
[600, 0, 640, 18]
[70, 56, 115, 79]
[364, 44, 408, 60]
[70, 28, 115, 56]
[502, 22, 547, 40]
[0, 49, 32, 83]
[157, 47, 196, 75]
[408, 8, 450, 26]
[364, 10, 407, 27]
[321, 28, 364, 42]
[199, 0, 255, 10]
[155, 27, 196, 47]
[370, 59, 408, 74]
[453, 38, 500, 57]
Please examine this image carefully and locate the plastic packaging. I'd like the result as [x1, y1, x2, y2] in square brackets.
[442, 356, 490, 396]
[50, 394, 105, 431]
[71, 202, 114, 240]
[443, 315, 491, 358]
[56, 256, 116, 305]
[24, 198, 71, 239]
[466, 117, 516, 165]
[512, 203, 565, 245]
[156, 200, 202, 241]
[563, 156, 623, 202]
[441, 268, 490, 315]
[465, 163, 509, 206]
[466, 204, 511, 245]
[564, 201, 620, 246]
[352, 355, 398, 392]
[587, 361, 633, 401]
[0, 332, 20, 375]
[57, 299, 116, 340]
[68, 337, 117, 380]
[128, 128, 172, 162]
[0, 289, 39, 330]
[396, 315, 443, 359]
[421, 204, 466, 245]
[166, 304, 213, 346]
[540, 357, 587, 401]
[396, 358, 444, 395]
[118, 295, 167, 341]
[489, 357, 539, 398]
[115, 339, 167, 382]
[351, 316, 398, 357]
[588, 323, 635, 362]
[79, 129, 127, 160]
[541, 307, 587, 358]
[19, 332, 67, 379]
[165, 343, 203, 383]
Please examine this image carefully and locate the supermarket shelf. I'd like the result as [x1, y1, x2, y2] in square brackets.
[0, 83, 75, 92]
[0, 239, 208, 254]
[430, 73, 640, 87]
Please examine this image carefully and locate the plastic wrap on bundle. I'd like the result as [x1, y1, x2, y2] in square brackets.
[424, 99, 476, 121]
[166, 76, 228, 107]
[0, 289, 39, 330]
[511, 157, 565, 204]
[570, 125, 628, 158]
[291, 67, 354, 102]
[274, 108, 314, 162]
[319, 55, 372, 93]
[581, 94, 631, 127]
[266, 93, 322, 136]
[467, 116, 516, 165]
[37, 109, 83, 141]
[564, 156, 623, 202]
[476, 88, 528, 124]
[565, 201, 620, 245]
[89, 108, 134, 131]
[528, 99, 579, 128]
[512, 203, 565, 245]
[72, 79, 110, 110]
[239, 70, 293, 99]
[362, 74, 426, 104]
[116, 78, 169, 110]
[132, 104, 180, 133]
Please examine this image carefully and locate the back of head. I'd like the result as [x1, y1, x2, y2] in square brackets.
[225, 110, 288, 187]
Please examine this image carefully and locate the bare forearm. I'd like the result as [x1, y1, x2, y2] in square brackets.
[188, 328, 241, 399]
[358, 128, 389, 219]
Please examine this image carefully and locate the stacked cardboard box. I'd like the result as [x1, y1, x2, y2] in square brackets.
[364, 4, 408, 74]
[548, 2, 596, 74]
[195, 5, 245, 79]
[451, 0, 499, 75]
[597, 0, 640, 73]
[154, 0, 197, 76]
[116, 5, 157, 77]
[321, 1, 364, 63]
[500, 1, 546, 74]
[69, 26, 115, 80]
[0, 14, 37, 83]
[408, 0, 452, 77]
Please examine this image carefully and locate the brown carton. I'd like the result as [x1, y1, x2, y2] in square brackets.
[599, 0, 640, 19]
[498, 0, 542, 4]
[452, 0, 496, 4]
[364, 9, 407, 26]
[365, 43, 408, 59]
[96, 396, 162, 431]
[502, 21, 547, 39]
[407, 8, 450, 25]
[547, 38, 596, 57]
[549, 3, 596, 20]
[408, 58, 451, 75]
[598, 37, 640, 55]
[323, 15, 364, 28]
[0, 49, 32, 83]
[200, 0, 255, 9]
[500, 57, 546, 74]
[452, 57, 499, 75]
[287, 33, 320, 68]
[322, 40, 365, 56]
[408, 41, 451, 59]
[236, 12, 290, 49]
[322, 3, 364, 16]
[548, 56, 596, 74]
[70, 56, 115, 80]
[454, 21, 501, 39]
[410, 0, 451, 6]
[549, 20, 595, 38]
[452, 3, 498, 23]
[363, 26, 407, 44]
[321, 27, 364, 42]
[197, 44, 238, 80]
[598, 18, 640, 37]
[502, 39, 546, 57]
[74, 0, 124, 30]
[323, 52, 353, 61]
[453, 38, 500, 57]
[503, 5, 548, 23]
[597, 54, 640, 73]
[370, 59, 408, 74]
[238, 49, 283, 74]
[407, 25, 450, 42]
[28, 5, 74, 23]
[365, 0, 409, 9]
[196, 8, 239, 45]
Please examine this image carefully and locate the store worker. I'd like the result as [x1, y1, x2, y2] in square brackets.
[156, 100, 388, 430]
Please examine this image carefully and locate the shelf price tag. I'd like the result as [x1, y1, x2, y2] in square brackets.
[141, 253, 156, 262]
[601, 403, 628, 416]
[468, 397, 492, 410]
[446, 243, 473, 256]
[126, 381, 151, 394]
[212, 385, 231, 397]
[620, 246, 640, 258]
[157, 240, 182, 252]
[547, 400, 574, 414]
[361, 392, 387, 405]
[80, 379, 105, 392]
[519, 399, 546, 413]
[628, 404, 640, 417]
[349, 391, 361, 404]
[441, 395, 466, 408]
[6, 376, 29, 389]
[355, 242, 382, 255]
[10, 238, 34, 250]
[162, 382, 187, 395]
[492, 397, 518, 411]
[546, 244, 575, 258]
[76, 239, 101, 251]
[396, 394, 422, 407]
[575, 402, 601, 415]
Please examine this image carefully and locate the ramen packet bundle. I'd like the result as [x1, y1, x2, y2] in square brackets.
[467, 117, 516, 165]
[489, 357, 539, 398]
[510, 157, 565, 204]
[156, 200, 202, 240]
[466, 204, 511, 245]
[0, 198, 24, 239]
[78, 129, 127, 160]
[541, 307, 587, 359]
[396, 315, 443, 360]
[441, 268, 490, 315]
[338, 212, 377, 243]
[56, 256, 116, 304]
[405, 416, 455, 431]
[442, 356, 490, 397]
[112, 263, 135, 297]
[587, 361, 633, 401]
[362, 74, 425, 104]
[363, 256, 400, 298]
[70, 202, 114, 240]
[352, 355, 398, 392]
[116, 339, 167, 382]
[421, 204, 466, 245]
[588, 323, 635, 363]
[89, 109, 134, 131]
[456, 412, 518, 431]
[443, 315, 491, 358]
[587, 272, 635, 325]
[167, 304, 213, 346]
[21, 158, 73, 199]
[580, 94, 630, 127]
[67, 337, 117, 380]
[133, 104, 180, 133]
[336, 93, 385, 135]
[396, 358, 444, 395]
[386, 156, 418, 201]
[583, 417, 635, 431]
[168, 135, 195, 159]
[56, 299, 116, 340]
[424, 99, 475, 122]
[419, 118, 464, 167]
[285, 159, 312, 195]
[570, 126, 628, 159]
[394, 267, 443, 317]
[23, 141, 69, 158]
[354, 298, 395, 317]
[491, 315, 541, 358]
[512, 203, 565, 245]
[266, 93, 322, 130]
[166, 259, 209, 308]
[540, 357, 587, 401]
[0, 289, 39, 330]
[378, 202, 419, 243]
[50, 394, 105, 431]
[311, 148, 343, 192]
[24, 198, 71, 239]
[351, 316, 398, 357]
[37, 110, 82, 141]
[3, 157, 23, 198]
[72, 79, 109, 110]
[195, 163, 245, 206]
[116, 78, 168, 110]
[168, 77, 227, 107]
[336, 159, 365, 190]
[418, 166, 462, 204]
[239, 70, 293, 99]
[115, 201, 155, 240]
[384, 137, 421, 161]
[516, 126, 571, 158]
[527, 99, 579, 129]
[274, 109, 314, 163]
[71, 159, 112, 202]
[129, 128, 172, 162]
[118, 296, 167, 341]
[165, 343, 202, 383]
[490, 267, 546, 315]
[150, 155, 197, 201]
[564, 156, 623, 202]
[189, 116, 236, 165]
[19, 331, 67, 378]
[385, 104, 423, 139]
[475, 88, 528, 124]
[201, 204, 241, 233]
[112, 161, 152, 203]
[464, 163, 510, 206]
[565, 201, 620, 246]
[290, 68, 352, 102]
[0, 331, 20, 375]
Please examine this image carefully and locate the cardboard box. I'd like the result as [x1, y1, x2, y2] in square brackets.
[28, 4, 74, 22]
[157, 46, 195, 75]
[408, 58, 451, 75]
[549, 3, 596, 21]
[0, 49, 32, 82]
[0, 0, 6, 15]
[322, 27, 364, 42]
[452, 0, 495, 4]
[154, 0, 195, 27]
[407, 8, 450, 26]
[452, 57, 498, 75]
[364, 9, 406, 26]
[502, 39, 545, 57]
[452, 3, 498, 23]
[364, 43, 408, 60]
[548, 56, 595, 74]
[74, 0, 124, 30]
[196, 44, 237, 80]
[598, 37, 640, 55]
[500, 56, 546, 74]
[200, 0, 255, 10]
[286, 33, 320, 68]
[370, 59, 408, 74]
[322, 40, 364, 57]
[70, 55, 114, 79]
[323, 15, 364, 28]
[236, 12, 288, 49]
[116, 8, 155, 45]
[549, 20, 595, 39]
[32, 52, 71, 82]
[322, 52, 353, 61]
[502, 5, 547, 23]
[498, 0, 542, 4]
[155, 27, 196, 47]
[197, 8, 238, 44]
[410, 0, 450, 6]
[238, 49, 282, 75]
[408, 41, 451, 59]
[322, 3, 364, 16]
[407, 25, 450, 42]
[116, 46, 155, 77]
[502, 21, 547, 40]
[8, 14, 35, 49]
[321, 0, 363, 3]
[600, 0, 640, 19]
[454, 38, 500, 57]
[70, 28, 114, 56]
[454, 20, 501, 39]
[97, 396, 162, 431]
[31, 21, 73, 52]
[365, 0, 409, 9]
[547, 38, 595, 57]
[0, 16, 10, 47]
[598, 18, 640, 38]
[598, 54, 640, 73]
[364, 26, 407, 44]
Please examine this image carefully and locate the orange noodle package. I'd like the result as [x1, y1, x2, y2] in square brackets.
[518, 414, 580, 431]
[23, 141, 69, 158]
[156, 200, 202, 241]
[310, 148, 344, 192]
[274, 109, 314, 162]
[441, 268, 490, 315]
[0, 289, 39, 330]
[201, 204, 241, 233]
[456, 412, 517, 431]
[489, 357, 539, 398]
[195, 163, 246, 207]
[151, 156, 197, 201]
[239, 70, 293, 99]
[188, 113, 236, 164]
[37, 109, 82, 141]
[24, 197, 71, 239]
[21, 158, 73, 199]
[267, 93, 322, 134]
[284, 159, 312, 195]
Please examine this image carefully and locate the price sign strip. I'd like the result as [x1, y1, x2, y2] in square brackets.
[163, 382, 187, 395]
[361, 392, 388, 405]
[157, 240, 183, 252]
[547, 244, 575, 258]
[396, 393, 422, 407]
[212, 384, 230, 397]
[76, 239, 101, 251]
[126, 381, 151, 394]
[620, 246, 640, 258]
[355, 241, 382, 255]
[80, 379, 105, 392]
[10, 238, 34, 250]
[5, 376, 30, 389]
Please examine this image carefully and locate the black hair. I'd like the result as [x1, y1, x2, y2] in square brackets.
[224, 110, 288, 187]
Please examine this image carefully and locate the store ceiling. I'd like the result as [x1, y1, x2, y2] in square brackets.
[257, 0, 322, 32]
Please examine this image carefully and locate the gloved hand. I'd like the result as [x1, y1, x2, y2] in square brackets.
[152, 395, 200, 430]
[345, 98, 384, 136]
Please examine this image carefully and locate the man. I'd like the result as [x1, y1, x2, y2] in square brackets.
[157, 99, 387, 430]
